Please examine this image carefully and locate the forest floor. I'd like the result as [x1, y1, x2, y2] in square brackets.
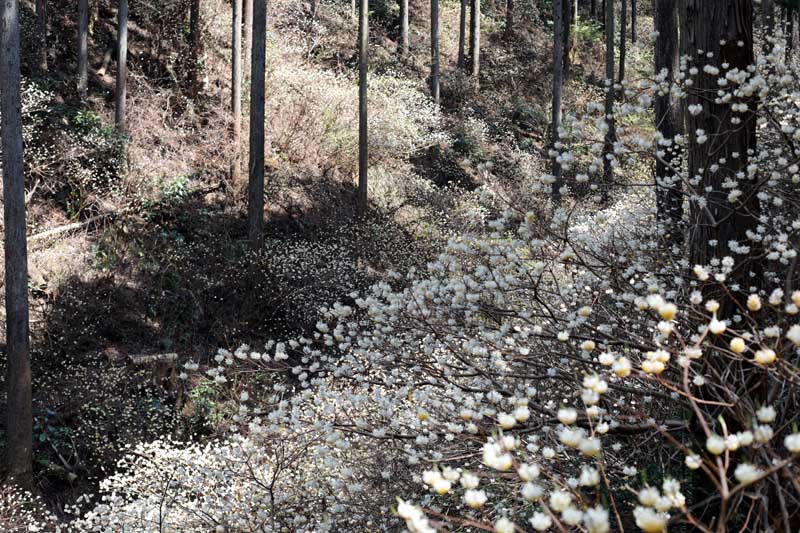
[1, 0, 655, 516]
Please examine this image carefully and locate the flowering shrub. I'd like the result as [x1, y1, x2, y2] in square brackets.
[0, 485, 61, 532]
[73, 28, 800, 533]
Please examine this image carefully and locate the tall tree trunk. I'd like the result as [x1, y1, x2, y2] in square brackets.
[684, 0, 758, 291]
[35, 0, 47, 73]
[602, 0, 615, 197]
[618, 0, 627, 81]
[469, 0, 480, 85]
[600, 0, 605, 31]
[248, 0, 266, 250]
[787, 6, 795, 61]
[232, 0, 243, 184]
[469, 0, 475, 63]
[654, 0, 682, 241]
[78, 0, 89, 100]
[457, 0, 467, 67]
[430, 0, 439, 104]
[504, 0, 512, 39]
[573, 0, 578, 49]
[244, 0, 253, 72]
[399, 0, 409, 58]
[591, 0, 597, 21]
[630, 0, 636, 41]
[115, 0, 128, 133]
[1, 0, 33, 490]
[189, 0, 203, 98]
[358, 0, 369, 214]
[551, 0, 565, 202]
[563, 0, 572, 81]
[763, 0, 775, 48]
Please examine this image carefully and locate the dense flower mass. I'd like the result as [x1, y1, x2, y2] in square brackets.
[67, 25, 800, 533]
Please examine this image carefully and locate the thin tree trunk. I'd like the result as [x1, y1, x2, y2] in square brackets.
[457, 0, 466, 67]
[35, 0, 47, 73]
[684, 0, 758, 294]
[358, 0, 369, 214]
[631, 0, 636, 42]
[600, 0, 605, 31]
[504, 0, 513, 39]
[573, 0, 578, 49]
[602, 0, 615, 198]
[470, 0, 480, 85]
[469, 0, 475, 62]
[430, 0, 439, 104]
[232, 0, 243, 184]
[654, 0, 682, 241]
[618, 0, 627, 82]
[1, 0, 33, 490]
[189, 0, 203, 98]
[787, 6, 795, 61]
[551, 0, 565, 202]
[78, 0, 89, 100]
[563, 0, 572, 81]
[248, 0, 267, 250]
[764, 0, 775, 47]
[591, 0, 597, 22]
[244, 0, 253, 72]
[115, 0, 128, 133]
[399, 0, 409, 58]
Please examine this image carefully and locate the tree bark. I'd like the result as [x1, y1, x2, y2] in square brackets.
[430, 0, 439, 104]
[78, 0, 89, 100]
[357, 0, 369, 214]
[631, 0, 636, 41]
[504, 0, 513, 39]
[399, 0, 408, 58]
[654, 0, 682, 241]
[602, 0, 615, 197]
[115, 0, 128, 133]
[618, 0, 627, 82]
[551, 0, 565, 202]
[457, 0, 466, 68]
[232, 0, 243, 184]
[1, 0, 33, 490]
[684, 0, 758, 291]
[35, 0, 47, 73]
[469, 0, 480, 85]
[189, 0, 203, 98]
[248, 0, 267, 250]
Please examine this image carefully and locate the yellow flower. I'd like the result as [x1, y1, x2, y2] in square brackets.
[659, 303, 677, 321]
[754, 348, 776, 365]
[729, 337, 747, 354]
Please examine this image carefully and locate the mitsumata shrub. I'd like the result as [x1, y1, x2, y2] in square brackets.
[67, 36, 800, 533]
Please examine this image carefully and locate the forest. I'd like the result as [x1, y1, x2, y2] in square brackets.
[1, 0, 800, 531]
